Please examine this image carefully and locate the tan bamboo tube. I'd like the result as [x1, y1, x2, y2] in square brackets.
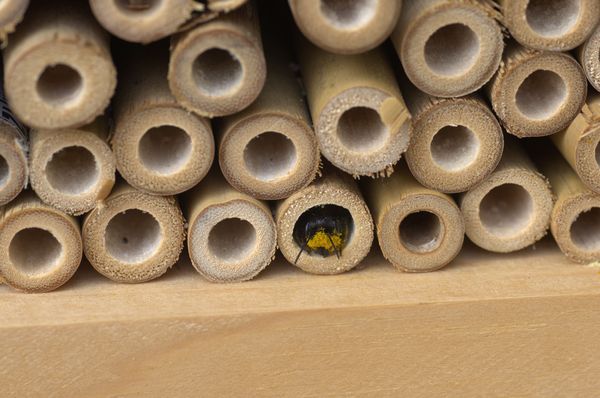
[3, 1, 116, 130]
[182, 168, 276, 283]
[0, 90, 27, 207]
[296, 37, 411, 177]
[0, 0, 28, 38]
[500, 0, 600, 52]
[288, 0, 402, 54]
[391, 0, 503, 98]
[0, 190, 82, 293]
[113, 43, 214, 196]
[275, 165, 374, 275]
[361, 162, 464, 273]
[579, 24, 600, 92]
[489, 42, 587, 138]
[82, 181, 185, 283]
[168, 2, 266, 118]
[459, 137, 554, 253]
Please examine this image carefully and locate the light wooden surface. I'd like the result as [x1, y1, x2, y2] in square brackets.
[2, 237, 600, 397]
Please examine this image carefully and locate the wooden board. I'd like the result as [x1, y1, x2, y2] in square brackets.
[2, 237, 600, 397]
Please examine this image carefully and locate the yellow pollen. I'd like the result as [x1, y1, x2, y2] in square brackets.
[306, 230, 343, 254]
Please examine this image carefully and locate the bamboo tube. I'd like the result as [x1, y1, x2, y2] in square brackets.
[0, 88, 27, 207]
[489, 42, 587, 138]
[82, 181, 185, 283]
[499, 0, 600, 52]
[29, 117, 115, 216]
[112, 43, 214, 196]
[390, 0, 503, 98]
[0, 0, 28, 39]
[275, 165, 374, 275]
[361, 162, 464, 272]
[182, 168, 276, 283]
[296, 37, 411, 177]
[579, 24, 600, 92]
[288, 0, 402, 54]
[3, 1, 116, 130]
[168, 2, 266, 118]
[0, 190, 82, 293]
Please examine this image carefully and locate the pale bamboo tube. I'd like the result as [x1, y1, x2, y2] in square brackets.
[182, 168, 276, 283]
[489, 42, 587, 138]
[296, 37, 411, 177]
[0, 0, 28, 38]
[113, 43, 214, 196]
[390, 0, 503, 98]
[0, 190, 82, 293]
[499, 0, 600, 52]
[288, 0, 402, 54]
[0, 89, 27, 207]
[275, 165, 374, 275]
[459, 137, 554, 253]
[362, 162, 464, 272]
[168, 2, 266, 118]
[3, 1, 116, 130]
[579, 24, 600, 92]
[82, 181, 185, 283]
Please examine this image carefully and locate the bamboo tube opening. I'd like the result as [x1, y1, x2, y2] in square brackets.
[9, 228, 62, 275]
[424, 24, 479, 77]
[36, 64, 84, 107]
[515, 70, 567, 120]
[525, 0, 580, 38]
[138, 125, 192, 175]
[569, 207, 600, 252]
[104, 209, 162, 264]
[319, 0, 376, 29]
[243, 132, 298, 182]
[193, 48, 243, 97]
[479, 183, 534, 238]
[45, 146, 99, 195]
[207, 218, 257, 263]
[337, 107, 388, 152]
[0, 155, 8, 188]
[430, 125, 479, 172]
[114, 0, 163, 14]
[399, 211, 443, 254]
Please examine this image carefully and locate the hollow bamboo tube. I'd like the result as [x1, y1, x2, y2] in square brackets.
[112, 43, 214, 196]
[168, 2, 266, 118]
[489, 42, 587, 138]
[0, 0, 28, 39]
[296, 37, 411, 177]
[275, 165, 374, 275]
[0, 190, 82, 293]
[361, 162, 464, 272]
[82, 181, 185, 283]
[288, 0, 402, 55]
[578, 24, 600, 92]
[0, 87, 27, 207]
[499, 0, 600, 52]
[181, 168, 276, 283]
[459, 137, 554, 253]
[3, 0, 116, 130]
[390, 0, 503, 98]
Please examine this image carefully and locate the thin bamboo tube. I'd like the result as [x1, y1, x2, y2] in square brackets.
[361, 162, 464, 272]
[112, 43, 214, 196]
[0, 190, 82, 292]
[0, 0, 28, 39]
[296, 36, 411, 177]
[499, 0, 600, 52]
[0, 88, 27, 207]
[489, 42, 587, 138]
[82, 181, 185, 283]
[459, 137, 554, 253]
[288, 0, 402, 54]
[168, 2, 266, 118]
[182, 168, 276, 283]
[579, 24, 600, 92]
[390, 0, 503, 98]
[3, 0, 116, 129]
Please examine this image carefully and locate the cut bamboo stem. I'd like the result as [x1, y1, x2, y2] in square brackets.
[0, 0, 28, 39]
[0, 190, 82, 292]
[0, 87, 27, 207]
[3, 0, 116, 129]
[579, 24, 600, 92]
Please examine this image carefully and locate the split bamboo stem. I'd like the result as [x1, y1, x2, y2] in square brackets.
[578, 24, 600, 92]
[0, 87, 27, 207]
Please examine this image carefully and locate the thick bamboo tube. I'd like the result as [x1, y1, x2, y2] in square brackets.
[361, 162, 464, 272]
[3, 1, 116, 130]
[275, 165, 373, 275]
[296, 37, 411, 177]
[391, 0, 503, 98]
[0, 89, 27, 207]
[0, 190, 82, 293]
[82, 181, 185, 283]
[168, 2, 266, 118]
[489, 42, 587, 138]
[182, 168, 276, 283]
[499, 0, 600, 52]
[579, 25, 600, 92]
[0, 0, 28, 38]
[459, 137, 554, 253]
[288, 0, 402, 54]
[113, 43, 214, 196]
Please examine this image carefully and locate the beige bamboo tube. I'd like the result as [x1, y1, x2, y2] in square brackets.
[390, 0, 503, 98]
[0, 90, 27, 207]
[82, 181, 185, 283]
[3, 1, 116, 130]
[288, 0, 402, 54]
[168, 2, 266, 118]
[500, 0, 600, 52]
[296, 37, 411, 177]
[182, 168, 276, 283]
[0, 190, 82, 293]
[0, 0, 28, 38]
[579, 25, 600, 92]
[489, 42, 587, 138]
[361, 162, 464, 273]
[113, 43, 214, 196]
[275, 165, 374, 275]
